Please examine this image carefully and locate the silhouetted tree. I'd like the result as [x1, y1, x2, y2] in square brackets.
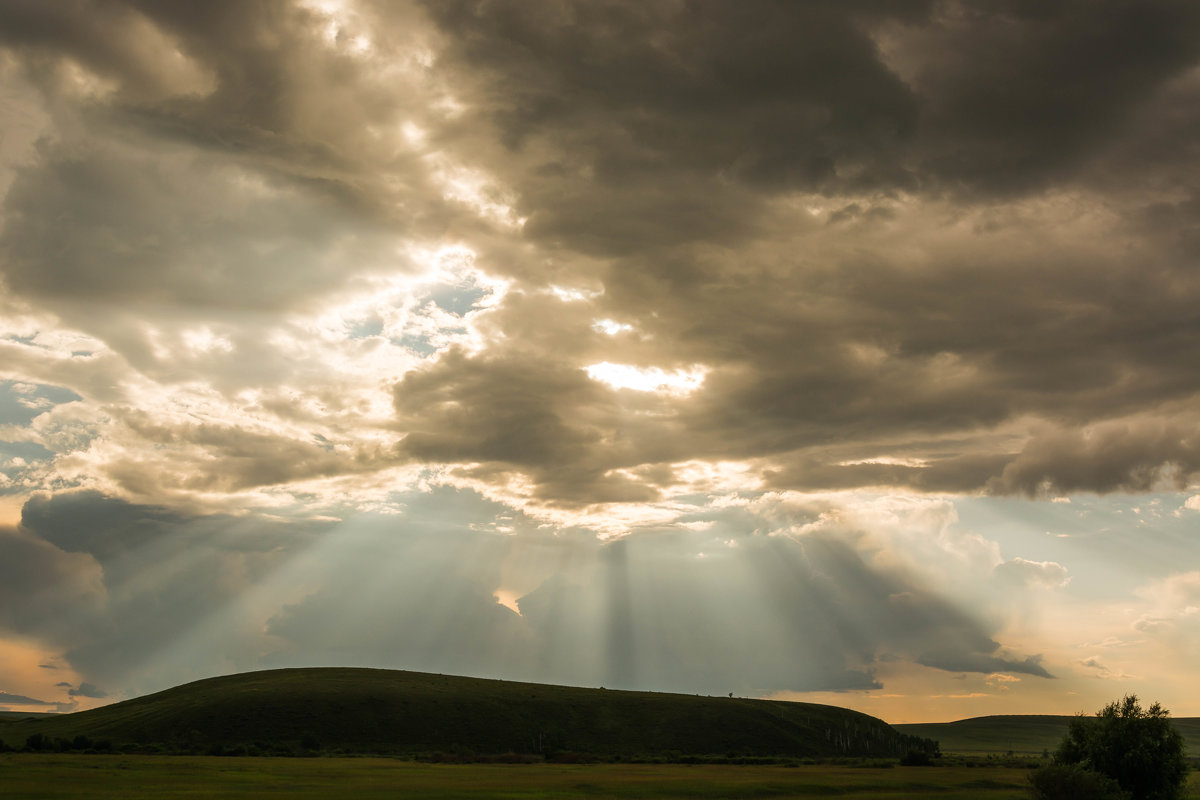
[1052, 695, 1187, 800]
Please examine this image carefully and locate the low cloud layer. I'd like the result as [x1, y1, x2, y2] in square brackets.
[0, 491, 1053, 700]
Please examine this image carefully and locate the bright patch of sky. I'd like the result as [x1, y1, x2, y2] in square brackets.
[0, 381, 81, 426]
[956, 494, 1200, 600]
[585, 362, 708, 396]
[592, 319, 634, 335]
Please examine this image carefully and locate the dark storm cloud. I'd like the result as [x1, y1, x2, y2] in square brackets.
[418, 0, 929, 255]
[2, 0, 1196, 501]
[363, 0, 1200, 501]
[421, 0, 1200, 230]
[988, 419, 1200, 496]
[891, 0, 1200, 193]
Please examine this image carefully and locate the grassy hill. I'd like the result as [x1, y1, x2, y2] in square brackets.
[0, 668, 931, 759]
[0, 711, 56, 721]
[894, 715, 1200, 757]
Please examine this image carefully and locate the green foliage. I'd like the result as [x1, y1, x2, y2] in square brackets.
[1028, 763, 1130, 800]
[1053, 695, 1188, 800]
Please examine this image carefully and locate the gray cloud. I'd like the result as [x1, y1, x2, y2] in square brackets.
[369, 0, 1200, 501]
[0, 523, 105, 644]
[0, 691, 55, 707]
[0, 0, 213, 100]
[67, 682, 107, 699]
[1, 139, 396, 311]
[417, 0, 928, 258]
[989, 419, 1200, 496]
[1, 0, 1197, 502]
[888, 0, 1200, 194]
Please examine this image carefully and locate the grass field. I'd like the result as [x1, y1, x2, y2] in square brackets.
[6, 755, 1200, 799]
[0, 754, 1036, 799]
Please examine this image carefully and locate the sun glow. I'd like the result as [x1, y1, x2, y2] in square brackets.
[592, 319, 633, 336]
[584, 362, 707, 396]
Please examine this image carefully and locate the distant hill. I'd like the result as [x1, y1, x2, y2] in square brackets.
[894, 715, 1200, 757]
[0, 711, 58, 720]
[0, 668, 932, 759]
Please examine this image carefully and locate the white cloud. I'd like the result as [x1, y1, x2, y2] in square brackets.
[1077, 656, 1140, 681]
[994, 558, 1071, 589]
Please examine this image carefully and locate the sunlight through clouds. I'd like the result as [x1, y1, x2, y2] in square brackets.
[585, 363, 708, 396]
[0, 0, 1198, 723]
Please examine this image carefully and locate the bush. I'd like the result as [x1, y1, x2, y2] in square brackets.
[1053, 695, 1188, 800]
[899, 749, 934, 766]
[1029, 763, 1130, 800]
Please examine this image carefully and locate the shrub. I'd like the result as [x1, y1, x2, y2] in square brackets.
[1029, 763, 1129, 800]
[899, 749, 934, 766]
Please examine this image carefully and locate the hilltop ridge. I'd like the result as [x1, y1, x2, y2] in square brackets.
[0, 668, 932, 759]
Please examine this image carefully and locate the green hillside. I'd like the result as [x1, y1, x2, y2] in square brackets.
[894, 715, 1200, 757]
[0, 668, 931, 759]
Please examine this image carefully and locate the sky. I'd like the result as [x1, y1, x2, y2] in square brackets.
[0, 0, 1199, 725]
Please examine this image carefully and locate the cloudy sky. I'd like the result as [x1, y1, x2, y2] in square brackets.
[1, 0, 1199, 724]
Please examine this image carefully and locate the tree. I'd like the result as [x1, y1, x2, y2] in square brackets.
[1052, 695, 1187, 800]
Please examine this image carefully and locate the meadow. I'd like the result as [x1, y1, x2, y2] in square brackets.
[7, 754, 1200, 800]
[0, 754, 1047, 799]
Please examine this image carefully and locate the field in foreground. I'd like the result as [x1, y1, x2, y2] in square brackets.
[0, 754, 1089, 800]
[7, 755, 1200, 800]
